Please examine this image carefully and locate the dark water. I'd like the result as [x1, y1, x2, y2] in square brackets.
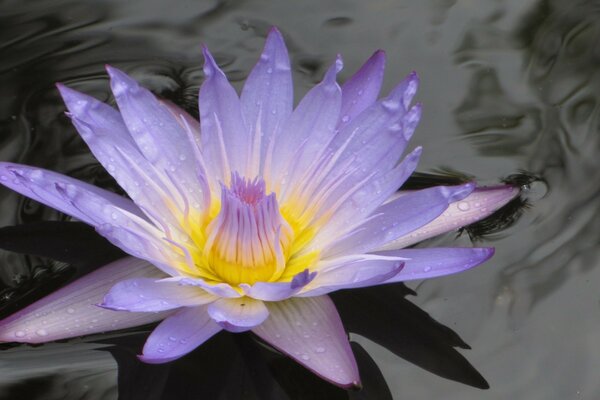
[0, 0, 599, 399]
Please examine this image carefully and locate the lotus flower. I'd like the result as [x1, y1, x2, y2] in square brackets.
[0, 28, 518, 387]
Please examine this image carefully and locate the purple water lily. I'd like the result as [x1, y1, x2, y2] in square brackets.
[0, 28, 518, 387]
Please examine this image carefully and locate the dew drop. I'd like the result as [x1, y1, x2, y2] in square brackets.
[179, 154, 187, 161]
[315, 346, 326, 354]
[423, 266, 432, 272]
[266, 67, 273, 74]
[341, 115, 350, 123]
[111, 212, 118, 220]
[14, 330, 25, 338]
[169, 336, 177, 342]
[36, 329, 48, 337]
[457, 201, 470, 211]
[301, 354, 310, 361]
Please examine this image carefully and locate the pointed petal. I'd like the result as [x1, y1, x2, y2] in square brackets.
[252, 296, 360, 388]
[328, 71, 421, 175]
[239, 269, 317, 301]
[0, 257, 170, 344]
[105, 66, 207, 211]
[271, 57, 342, 192]
[57, 84, 183, 224]
[0, 163, 144, 225]
[241, 27, 292, 176]
[139, 306, 221, 363]
[309, 146, 422, 248]
[324, 183, 475, 257]
[376, 247, 495, 282]
[100, 278, 217, 312]
[207, 297, 269, 333]
[298, 255, 404, 297]
[339, 50, 385, 127]
[378, 185, 520, 250]
[199, 47, 248, 178]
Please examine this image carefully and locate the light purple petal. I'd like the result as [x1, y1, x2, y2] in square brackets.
[326, 71, 420, 177]
[339, 50, 385, 127]
[43, 180, 185, 277]
[105, 66, 208, 212]
[139, 305, 221, 363]
[309, 146, 422, 247]
[199, 47, 248, 179]
[241, 27, 292, 176]
[252, 296, 360, 388]
[207, 297, 268, 333]
[100, 278, 216, 312]
[271, 57, 342, 194]
[324, 183, 475, 257]
[239, 269, 317, 301]
[297, 73, 421, 224]
[378, 185, 520, 250]
[0, 257, 171, 344]
[57, 85, 191, 229]
[297, 255, 404, 297]
[0, 163, 144, 225]
[376, 247, 495, 282]
[160, 276, 241, 298]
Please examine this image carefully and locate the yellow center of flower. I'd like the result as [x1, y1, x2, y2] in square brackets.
[180, 173, 318, 286]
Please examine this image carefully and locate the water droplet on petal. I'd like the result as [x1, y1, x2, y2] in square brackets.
[14, 330, 25, 338]
[301, 354, 310, 361]
[66, 307, 75, 314]
[315, 346, 326, 354]
[169, 336, 177, 342]
[36, 329, 48, 337]
[457, 201, 470, 211]
[424, 266, 432, 272]
[267, 67, 273, 74]
[341, 115, 350, 123]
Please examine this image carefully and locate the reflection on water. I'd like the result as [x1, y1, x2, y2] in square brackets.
[0, 0, 599, 398]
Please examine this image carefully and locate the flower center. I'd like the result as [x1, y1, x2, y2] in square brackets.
[203, 173, 294, 285]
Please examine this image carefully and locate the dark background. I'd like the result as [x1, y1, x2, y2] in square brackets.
[0, 0, 599, 399]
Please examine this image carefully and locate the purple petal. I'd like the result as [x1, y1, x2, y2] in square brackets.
[310, 146, 422, 247]
[199, 47, 248, 179]
[376, 247, 495, 281]
[324, 183, 475, 257]
[301, 73, 421, 223]
[327, 71, 420, 175]
[0, 257, 171, 344]
[241, 27, 292, 176]
[57, 85, 190, 227]
[252, 296, 360, 388]
[339, 50, 385, 127]
[271, 56, 342, 193]
[379, 185, 520, 250]
[207, 297, 269, 333]
[139, 305, 221, 363]
[105, 66, 207, 211]
[0, 163, 144, 225]
[239, 269, 317, 301]
[100, 278, 216, 312]
[298, 255, 404, 297]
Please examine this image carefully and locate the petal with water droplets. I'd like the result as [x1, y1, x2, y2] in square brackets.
[252, 296, 360, 388]
[139, 305, 221, 363]
[0, 257, 170, 344]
